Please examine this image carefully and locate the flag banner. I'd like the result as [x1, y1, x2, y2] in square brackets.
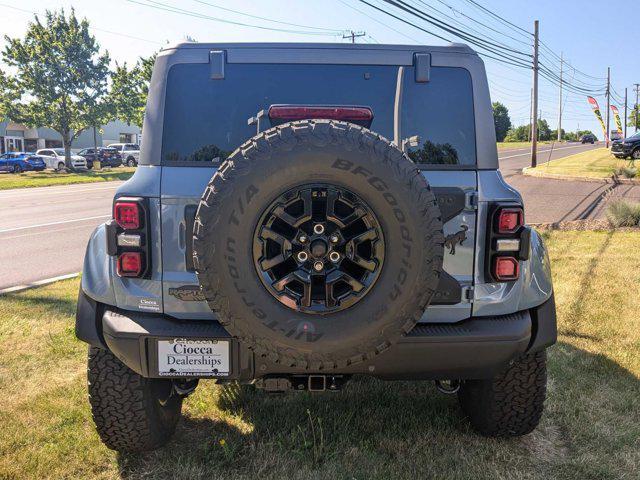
[611, 105, 623, 137]
[587, 96, 607, 141]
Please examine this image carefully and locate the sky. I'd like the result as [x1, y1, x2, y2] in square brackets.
[1, 0, 638, 139]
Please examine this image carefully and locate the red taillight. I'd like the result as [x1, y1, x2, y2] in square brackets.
[493, 256, 519, 281]
[497, 208, 523, 234]
[268, 105, 373, 122]
[117, 252, 143, 277]
[114, 201, 140, 230]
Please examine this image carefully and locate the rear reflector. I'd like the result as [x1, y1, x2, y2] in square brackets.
[114, 201, 140, 230]
[117, 252, 143, 277]
[497, 208, 523, 234]
[268, 105, 373, 122]
[493, 256, 519, 281]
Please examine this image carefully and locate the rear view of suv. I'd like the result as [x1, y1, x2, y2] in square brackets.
[107, 143, 140, 166]
[76, 43, 556, 452]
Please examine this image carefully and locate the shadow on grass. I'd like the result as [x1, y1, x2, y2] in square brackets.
[114, 343, 640, 479]
[2, 292, 78, 317]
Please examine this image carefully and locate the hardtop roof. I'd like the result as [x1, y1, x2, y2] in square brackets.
[161, 41, 476, 55]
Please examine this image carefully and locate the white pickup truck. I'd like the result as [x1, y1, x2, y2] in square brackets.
[36, 148, 87, 170]
[107, 143, 140, 167]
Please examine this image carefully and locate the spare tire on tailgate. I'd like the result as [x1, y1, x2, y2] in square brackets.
[193, 120, 444, 370]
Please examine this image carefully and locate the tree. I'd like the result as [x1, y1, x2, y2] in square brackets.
[109, 53, 156, 129]
[628, 105, 640, 131]
[537, 119, 551, 141]
[504, 125, 529, 142]
[0, 9, 110, 168]
[492, 102, 511, 142]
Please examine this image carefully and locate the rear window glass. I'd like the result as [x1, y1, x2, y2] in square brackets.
[162, 62, 476, 166]
[162, 63, 397, 164]
[402, 67, 476, 165]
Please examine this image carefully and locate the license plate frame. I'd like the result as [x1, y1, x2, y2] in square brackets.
[155, 338, 231, 377]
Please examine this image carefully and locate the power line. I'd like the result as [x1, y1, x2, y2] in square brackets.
[189, 0, 343, 33]
[337, 0, 422, 43]
[0, 3, 163, 45]
[462, 0, 532, 36]
[127, 0, 342, 36]
[380, 0, 532, 61]
[431, 0, 532, 46]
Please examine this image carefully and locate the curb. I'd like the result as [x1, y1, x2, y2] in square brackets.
[0, 273, 80, 295]
[521, 168, 640, 185]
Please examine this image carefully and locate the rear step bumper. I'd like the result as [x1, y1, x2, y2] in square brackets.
[93, 297, 556, 380]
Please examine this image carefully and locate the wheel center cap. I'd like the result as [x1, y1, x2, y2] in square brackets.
[310, 239, 328, 258]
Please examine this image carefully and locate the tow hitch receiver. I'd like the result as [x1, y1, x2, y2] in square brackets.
[256, 375, 350, 393]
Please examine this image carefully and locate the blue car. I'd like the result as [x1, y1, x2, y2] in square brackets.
[0, 152, 46, 173]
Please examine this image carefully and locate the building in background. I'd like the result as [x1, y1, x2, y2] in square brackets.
[0, 119, 141, 153]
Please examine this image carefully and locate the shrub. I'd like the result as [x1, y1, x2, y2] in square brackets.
[606, 199, 640, 227]
[614, 166, 637, 178]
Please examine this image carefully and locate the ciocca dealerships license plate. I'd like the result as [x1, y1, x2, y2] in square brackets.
[157, 339, 230, 377]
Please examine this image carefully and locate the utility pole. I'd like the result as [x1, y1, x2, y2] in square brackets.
[531, 20, 539, 168]
[342, 30, 366, 43]
[635, 83, 640, 133]
[605, 67, 610, 147]
[529, 88, 533, 141]
[624, 87, 628, 139]
[557, 52, 563, 142]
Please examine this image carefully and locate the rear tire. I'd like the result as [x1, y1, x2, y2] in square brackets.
[127, 157, 136, 167]
[13, 164, 22, 174]
[87, 347, 183, 452]
[458, 351, 547, 437]
[632, 148, 640, 160]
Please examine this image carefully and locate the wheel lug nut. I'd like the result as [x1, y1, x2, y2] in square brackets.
[313, 261, 324, 272]
[313, 223, 325, 235]
[329, 251, 341, 263]
[329, 234, 339, 243]
[297, 251, 308, 262]
[299, 234, 308, 243]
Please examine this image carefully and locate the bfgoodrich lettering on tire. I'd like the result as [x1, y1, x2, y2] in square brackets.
[193, 120, 444, 370]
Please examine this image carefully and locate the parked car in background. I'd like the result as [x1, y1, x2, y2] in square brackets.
[78, 147, 123, 169]
[611, 132, 640, 159]
[107, 143, 140, 166]
[580, 134, 596, 144]
[0, 152, 46, 173]
[36, 148, 87, 170]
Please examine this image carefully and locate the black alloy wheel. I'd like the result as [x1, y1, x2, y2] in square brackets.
[253, 184, 384, 314]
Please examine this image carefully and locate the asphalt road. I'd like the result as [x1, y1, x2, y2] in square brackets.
[0, 182, 123, 290]
[1, 143, 639, 290]
[499, 142, 640, 223]
[498, 142, 601, 178]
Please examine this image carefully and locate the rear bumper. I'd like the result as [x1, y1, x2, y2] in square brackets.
[78, 293, 557, 381]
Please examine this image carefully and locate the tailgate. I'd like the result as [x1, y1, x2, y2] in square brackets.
[160, 166, 476, 323]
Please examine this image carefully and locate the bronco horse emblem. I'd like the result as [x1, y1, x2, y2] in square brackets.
[444, 225, 468, 255]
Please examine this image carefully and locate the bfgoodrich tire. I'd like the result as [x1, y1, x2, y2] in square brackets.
[87, 347, 182, 452]
[193, 120, 444, 370]
[458, 351, 547, 437]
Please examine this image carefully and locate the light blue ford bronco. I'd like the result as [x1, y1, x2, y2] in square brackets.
[76, 42, 556, 452]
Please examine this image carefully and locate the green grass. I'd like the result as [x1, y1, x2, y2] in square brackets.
[1, 231, 639, 479]
[526, 148, 631, 179]
[497, 141, 553, 150]
[0, 167, 135, 190]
